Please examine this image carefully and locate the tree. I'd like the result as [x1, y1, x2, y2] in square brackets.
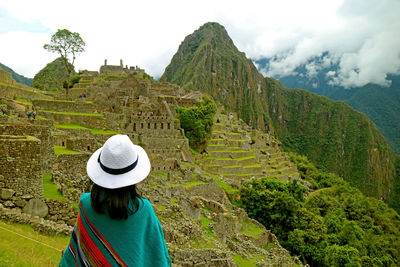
[43, 29, 85, 95]
[176, 96, 217, 151]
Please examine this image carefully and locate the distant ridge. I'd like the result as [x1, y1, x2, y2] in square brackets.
[0, 62, 32, 86]
[255, 57, 400, 154]
[162, 22, 399, 210]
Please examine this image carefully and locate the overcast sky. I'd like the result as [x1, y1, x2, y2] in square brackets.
[0, 0, 399, 88]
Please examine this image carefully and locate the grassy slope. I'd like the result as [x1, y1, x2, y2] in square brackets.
[0, 221, 69, 266]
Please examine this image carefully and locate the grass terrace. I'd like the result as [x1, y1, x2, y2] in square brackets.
[41, 110, 104, 117]
[54, 123, 120, 135]
[240, 218, 264, 238]
[54, 145, 80, 155]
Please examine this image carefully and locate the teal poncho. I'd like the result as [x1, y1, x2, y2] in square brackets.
[60, 193, 171, 266]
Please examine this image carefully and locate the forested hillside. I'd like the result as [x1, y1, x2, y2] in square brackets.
[162, 22, 399, 211]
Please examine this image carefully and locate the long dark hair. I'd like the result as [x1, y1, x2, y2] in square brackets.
[91, 183, 142, 220]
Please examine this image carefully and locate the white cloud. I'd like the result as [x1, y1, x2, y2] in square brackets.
[0, 0, 399, 88]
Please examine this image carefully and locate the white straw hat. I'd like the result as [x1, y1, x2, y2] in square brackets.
[87, 135, 151, 189]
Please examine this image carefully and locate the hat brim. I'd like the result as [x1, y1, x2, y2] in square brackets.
[86, 145, 151, 189]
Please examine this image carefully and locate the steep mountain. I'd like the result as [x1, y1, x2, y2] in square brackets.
[162, 22, 267, 129]
[255, 57, 400, 154]
[162, 22, 399, 210]
[32, 57, 74, 91]
[0, 62, 32, 86]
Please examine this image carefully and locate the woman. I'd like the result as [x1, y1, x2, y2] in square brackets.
[60, 135, 171, 266]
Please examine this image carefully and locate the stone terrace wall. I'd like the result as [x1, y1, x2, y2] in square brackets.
[0, 67, 15, 85]
[0, 123, 53, 170]
[41, 112, 106, 129]
[0, 205, 73, 235]
[52, 154, 91, 202]
[0, 84, 51, 100]
[66, 138, 98, 153]
[0, 135, 43, 198]
[33, 99, 95, 113]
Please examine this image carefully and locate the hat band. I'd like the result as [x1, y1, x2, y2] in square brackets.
[97, 153, 139, 175]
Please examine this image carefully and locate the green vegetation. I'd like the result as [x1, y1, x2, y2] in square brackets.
[42, 174, 66, 201]
[231, 254, 257, 267]
[176, 96, 217, 151]
[162, 21, 399, 213]
[54, 145, 80, 154]
[44, 29, 85, 95]
[200, 214, 214, 238]
[32, 57, 73, 91]
[42, 110, 104, 117]
[265, 79, 397, 203]
[0, 220, 69, 266]
[239, 156, 400, 266]
[240, 218, 264, 238]
[55, 123, 119, 135]
[0, 62, 32, 86]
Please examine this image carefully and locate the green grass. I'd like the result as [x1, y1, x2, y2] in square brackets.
[14, 98, 32, 106]
[190, 148, 200, 155]
[240, 219, 264, 238]
[189, 238, 217, 249]
[212, 130, 240, 135]
[54, 123, 88, 130]
[237, 155, 256, 161]
[54, 123, 120, 135]
[41, 110, 104, 117]
[231, 254, 257, 267]
[183, 181, 206, 188]
[42, 174, 67, 201]
[222, 165, 241, 168]
[213, 176, 239, 196]
[204, 163, 219, 167]
[243, 164, 261, 168]
[0, 220, 69, 266]
[54, 146, 80, 155]
[90, 128, 120, 135]
[200, 214, 214, 237]
[208, 144, 225, 147]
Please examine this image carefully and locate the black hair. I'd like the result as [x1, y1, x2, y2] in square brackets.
[91, 183, 142, 220]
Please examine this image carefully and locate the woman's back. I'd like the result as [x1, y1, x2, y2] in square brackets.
[60, 193, 171, 266]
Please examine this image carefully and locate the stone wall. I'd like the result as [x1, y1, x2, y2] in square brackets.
[0, 67, 15, 85]
[33, 99, 95, 113]
[0, 83, 51, 100]
[0, 135, 43, 199]
[131, 115, 176, 135]
[45, 198, 78, 226]
[0, 122, 54, 170]
[52, 154, 91, 202]
[41, 111, 106, 129]
[66, 138, 98, 153]
[0, 204, 73, 235]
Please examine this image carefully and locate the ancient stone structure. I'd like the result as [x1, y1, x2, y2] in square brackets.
[0, 135, 43, 199]
[0, 122, 54, 171]
[99, 59, 145, 77]
[0, 62, 305, 265]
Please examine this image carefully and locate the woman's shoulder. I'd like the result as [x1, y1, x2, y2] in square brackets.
[79, 193, 91, 206]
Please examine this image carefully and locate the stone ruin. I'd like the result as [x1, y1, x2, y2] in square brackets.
[0, 64, 305, 266]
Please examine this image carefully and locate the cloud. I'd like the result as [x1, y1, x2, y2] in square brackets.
[0, 0, 399, 88]
[258, 0, 400, 88]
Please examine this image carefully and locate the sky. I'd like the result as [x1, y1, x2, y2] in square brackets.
[0, 0, 399, 88]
